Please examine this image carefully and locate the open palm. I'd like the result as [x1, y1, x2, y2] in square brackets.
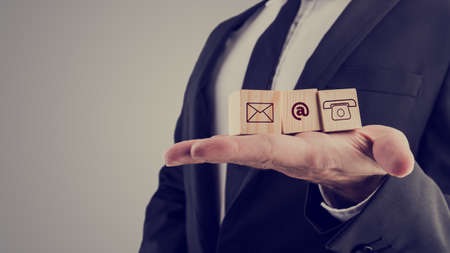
[165, 125, 414, 203]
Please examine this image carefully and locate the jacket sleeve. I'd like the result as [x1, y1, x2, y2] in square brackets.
[305, 66, 450, 253]
[325, 66, 450, 253]
[416, 65, 450, 204]
[139, 113, 187, 253]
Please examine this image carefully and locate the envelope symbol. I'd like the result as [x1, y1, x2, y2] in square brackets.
[246, 102, 274, 123]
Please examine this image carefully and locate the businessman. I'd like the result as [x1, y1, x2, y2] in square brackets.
[140, 0, 450, 252]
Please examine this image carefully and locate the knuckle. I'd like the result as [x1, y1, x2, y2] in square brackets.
[258, 134, 275, 169]
[306, 151, 323, 170]
[308, 145, 337, 171]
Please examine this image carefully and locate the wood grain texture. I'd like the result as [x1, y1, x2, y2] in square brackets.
[281, 89, 321, 134]
[228, 90, 281, 135]
[318, 88, 362, 132]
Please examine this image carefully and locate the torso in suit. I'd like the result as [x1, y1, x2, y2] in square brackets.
[140, 0, 450, 252]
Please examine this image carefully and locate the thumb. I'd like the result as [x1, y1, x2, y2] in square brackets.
[358, 125, 415, 177]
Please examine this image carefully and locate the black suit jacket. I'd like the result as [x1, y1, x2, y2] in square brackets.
[140, 0, 450, 252]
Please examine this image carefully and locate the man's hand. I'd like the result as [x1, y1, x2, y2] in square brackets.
[164, 125, 414, 205]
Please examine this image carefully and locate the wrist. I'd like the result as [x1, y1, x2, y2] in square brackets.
[320, 175, 385, 208]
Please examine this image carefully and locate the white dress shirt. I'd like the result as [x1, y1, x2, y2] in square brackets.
[212, 0, 374, 224]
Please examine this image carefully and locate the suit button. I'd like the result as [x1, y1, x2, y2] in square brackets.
[352, 245, 374, 253]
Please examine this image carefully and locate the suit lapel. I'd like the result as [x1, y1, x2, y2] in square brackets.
[184, 1, 269, 251]
[295, 0, 402, 90]
[226, 0, 403, 213]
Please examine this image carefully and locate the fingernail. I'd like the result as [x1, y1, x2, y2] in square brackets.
[166, 161, 183, 167]
[164, 153, 183, 167]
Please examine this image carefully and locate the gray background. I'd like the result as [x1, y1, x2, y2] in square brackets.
[0, 1, 255, 252]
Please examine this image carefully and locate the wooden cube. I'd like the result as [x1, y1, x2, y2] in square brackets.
[281, 89, 321, 134]
[228, 90, 281, 135]
[317, 88, 362, 132]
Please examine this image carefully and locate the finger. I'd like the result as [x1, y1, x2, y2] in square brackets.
[357, 125, 415, 177]
[164, 139, 207, 166]
[189, 134, 316, 171]
[190, 135, 269, 166]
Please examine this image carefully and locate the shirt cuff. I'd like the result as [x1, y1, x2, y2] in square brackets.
[318, 184, 381, 222]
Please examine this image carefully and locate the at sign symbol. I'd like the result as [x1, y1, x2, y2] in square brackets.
[292, 102, 309, 120]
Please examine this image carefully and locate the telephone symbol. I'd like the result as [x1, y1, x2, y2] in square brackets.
[322, 99, 357, 121]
